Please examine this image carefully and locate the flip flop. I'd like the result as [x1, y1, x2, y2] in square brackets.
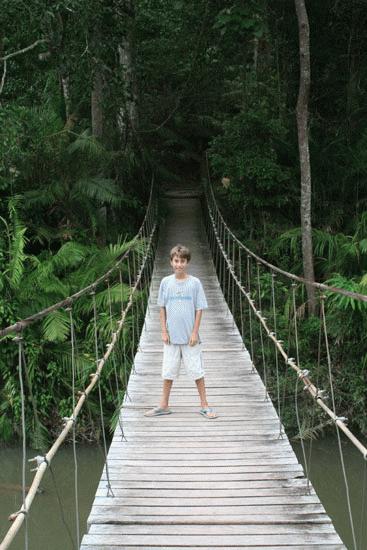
[199, 407, 218, 419]
[144, 407, 172, 417]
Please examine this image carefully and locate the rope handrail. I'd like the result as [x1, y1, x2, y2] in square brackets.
[0, 176, 157, 338]
[0, 216, 158, 550]
[205, 155, 367, 303]
[203, 183, 367, 462]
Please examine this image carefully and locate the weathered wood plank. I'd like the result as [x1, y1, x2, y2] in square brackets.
[100, 471, 306, 482]
[81, 545, 345, 550]
[87, 503, 327, 518]
[91, 495, 322, 506]
[87, 523, 335, 535]
[81, 534, 343, 546]
[86, 513, 333, 525]
[94, 487, 315, 498]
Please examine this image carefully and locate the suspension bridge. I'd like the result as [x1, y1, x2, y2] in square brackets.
[1, 175, 366, 549]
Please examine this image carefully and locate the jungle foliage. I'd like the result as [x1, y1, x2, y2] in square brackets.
[1, 0, 366, 444]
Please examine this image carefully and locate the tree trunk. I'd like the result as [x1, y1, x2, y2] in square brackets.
[60, 71, 71, 120]
[295, 0, 316, 315]
[91, 66, 104, 140]
[117, 36, 138, 143]
[116, 0, 138, 146]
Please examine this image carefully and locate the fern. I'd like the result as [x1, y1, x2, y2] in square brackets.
[325, 274, 367, 312]
[76, 283, 132, 316]
[67, 129, 107, 158]
[72, 177, 122, 207]
[42, 310, 71, 342]
[292, 419, 334, 441]
[3, 197, 29, 289]
[51, 242, 90, 272]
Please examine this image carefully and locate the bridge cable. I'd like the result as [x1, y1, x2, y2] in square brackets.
[291, 283, 311, 493]
[304, 297, 325, 491]
[246, 254, 255, 373]
[231, 239, 235, 328]
[360, 459, 367, 548]
[256, 262, 268, 400]
[137, 248, 144, 350]
[107, 279, 126, 442]
[119, 267, 131, 409]
[320, 295, 357, 549]
[92, 290, 114, 498]
[127, 255, 136, 375]
[238, 248, 245, 350]
[270, 271, 284, 438]
[67, 306, 80, 547]
[48, 465, 76, 549]
[15, 335, 29, 550]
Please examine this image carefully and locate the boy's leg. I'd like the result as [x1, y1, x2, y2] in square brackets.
[181, 344, 217, 418]
[159, 379, 174, 409]
[144, 345, 180, 416]
[195, 377, 217, 418]
[195, 376, 213, 409]
[195, 376, 209, 408]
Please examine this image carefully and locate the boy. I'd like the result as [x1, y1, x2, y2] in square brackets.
[144, 244, 217, 419]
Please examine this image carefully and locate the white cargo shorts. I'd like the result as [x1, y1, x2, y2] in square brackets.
[162, 342, 205, 381]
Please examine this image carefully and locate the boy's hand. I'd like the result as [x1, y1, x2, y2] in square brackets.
[162, 331, 170, 344]
[189, 332, 198, 346]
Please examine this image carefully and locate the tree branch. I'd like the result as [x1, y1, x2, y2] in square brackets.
[0, 39, 47, 62]
[0, 60, 7, 95]
[0, 39, 48, 97]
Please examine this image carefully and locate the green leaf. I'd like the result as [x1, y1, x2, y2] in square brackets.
[42, 310, 71, 342]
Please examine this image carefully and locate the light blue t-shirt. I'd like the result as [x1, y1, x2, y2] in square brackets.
[157, 274, 208, 344]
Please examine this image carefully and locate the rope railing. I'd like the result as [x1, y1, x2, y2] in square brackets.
[202, 168, 367, 458]
[0, 176, 159, 550]
[202, 162, 367, 550]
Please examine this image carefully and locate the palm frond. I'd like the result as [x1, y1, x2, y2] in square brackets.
[292, 419, 333, 441]
[76, 283, 132, 316]
[42, 310, 71, 342]
[72, 177, 122, 207]
[6, 197, 28, 288]
[67, 129, 107, 158]
[51, 241, 90, 272]
[325, 274, 367, 312]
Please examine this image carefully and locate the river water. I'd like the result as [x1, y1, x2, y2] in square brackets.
[0, 436, 366, 549]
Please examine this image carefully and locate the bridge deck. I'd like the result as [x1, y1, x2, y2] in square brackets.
[81, 193, 344, 549]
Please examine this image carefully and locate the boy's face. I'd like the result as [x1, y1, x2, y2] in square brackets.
[170, 254, 189, 274]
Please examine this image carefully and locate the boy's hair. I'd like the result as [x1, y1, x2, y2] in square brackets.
[170, 244, 191, 262]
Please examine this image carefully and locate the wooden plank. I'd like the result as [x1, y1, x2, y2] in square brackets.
[87, 503, 327, 518]
[86, 513, 333, 525]
[81, 546, 345, 550]
[103, 465, 304, 473]
[100, 472, 306, 482]
[105, 459, 299, 467]
[95, 479, 311, 490]
[81, 534, 343, 546]
[91, 495, 322, 506]
[94, 487, 315, 498]
[88, 523, 336, 535]
[81, 545, 345, 550]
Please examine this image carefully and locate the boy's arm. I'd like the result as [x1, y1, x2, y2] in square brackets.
[160, 307, 170, 344]
[189, 310, 202, 346]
